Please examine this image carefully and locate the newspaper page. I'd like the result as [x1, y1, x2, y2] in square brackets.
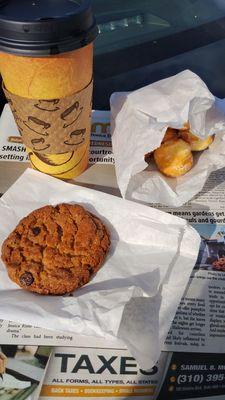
[36, 168, 225, 399]
[39, 165, 225, 400]
[0, 344, 51, 400]
[0, 319, 124, 349]
[159, 168, 225, 355]
[1, 107, 225, 399]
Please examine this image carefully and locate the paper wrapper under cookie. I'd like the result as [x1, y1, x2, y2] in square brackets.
[4, 81, 93, 179]
[0, 169, 201, 370]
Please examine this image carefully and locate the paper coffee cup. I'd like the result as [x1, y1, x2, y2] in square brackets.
[0, 0, 98, 179]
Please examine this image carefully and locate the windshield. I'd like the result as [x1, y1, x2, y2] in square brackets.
[92, 0, 225, 108]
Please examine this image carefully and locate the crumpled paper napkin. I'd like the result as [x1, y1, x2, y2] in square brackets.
[0, 169, 200, 369]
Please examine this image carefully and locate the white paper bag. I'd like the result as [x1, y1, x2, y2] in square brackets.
[0, 169, 200, 369]
[110, 70, 225, 207]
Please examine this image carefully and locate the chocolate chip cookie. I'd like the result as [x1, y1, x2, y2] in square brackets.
[1, 204, 110, 295]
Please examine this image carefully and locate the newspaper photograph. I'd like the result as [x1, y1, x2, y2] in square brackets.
[0, 345, 51, 400]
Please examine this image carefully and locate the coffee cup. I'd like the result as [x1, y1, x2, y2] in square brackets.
[0, 0, 98, 179]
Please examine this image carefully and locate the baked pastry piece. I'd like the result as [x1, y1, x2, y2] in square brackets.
[154, 138, 193, 177]
[162, 128, 178, 143]
[1, 204, 110, 295]
[145, 128, 178, 163]
[180, 130, 214, 151]
[179, 122, 190, 131]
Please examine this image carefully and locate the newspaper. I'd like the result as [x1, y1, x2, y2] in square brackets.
[159, 168, 225, 355]
[0, 344, 51, 400]
[1, 107, 225, 399]
[0, 319, 123, 348]
[32, 166, 225, 399]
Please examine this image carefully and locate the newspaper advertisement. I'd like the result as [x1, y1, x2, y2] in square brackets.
[156, 351, 225, 400]
[39, 346, 225, 400]
[0, 344, 51, 400]
[0, 105, 113, 165]
[40, 346, 167, 399]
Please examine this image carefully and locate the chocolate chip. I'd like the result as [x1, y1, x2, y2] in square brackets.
[20, 272, 34, 286]
[31, 227, 41, 236]
[87, 265, 94, 275]
[57, 225, 63, 238]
